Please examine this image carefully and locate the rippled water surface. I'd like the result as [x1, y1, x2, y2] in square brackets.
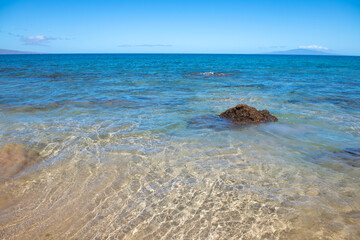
[0, 54, 359, 239]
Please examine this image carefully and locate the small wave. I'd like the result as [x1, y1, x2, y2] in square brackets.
[198, 72, 230, 76]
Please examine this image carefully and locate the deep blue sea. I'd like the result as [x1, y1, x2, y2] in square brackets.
[0, 54, 359, 239]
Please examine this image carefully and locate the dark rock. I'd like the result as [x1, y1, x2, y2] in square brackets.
[0, 143, 42, 179]
[287, 99, 302, 104]
[219, 104, 278, 124]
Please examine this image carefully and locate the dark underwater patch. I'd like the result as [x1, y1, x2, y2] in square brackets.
[187, 114, 233, 130]
[333, 148, 360, 168]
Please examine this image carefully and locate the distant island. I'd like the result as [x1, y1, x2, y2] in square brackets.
[0, 49, 40, 54]
[266, 48, 336, 55]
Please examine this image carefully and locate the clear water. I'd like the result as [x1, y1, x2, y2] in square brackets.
[0, 54, 359, 239]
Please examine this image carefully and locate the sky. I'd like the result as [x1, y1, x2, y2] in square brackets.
[0, 0, 360, 54]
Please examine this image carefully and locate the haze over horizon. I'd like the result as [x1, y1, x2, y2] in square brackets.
[0, 0, 359, 55]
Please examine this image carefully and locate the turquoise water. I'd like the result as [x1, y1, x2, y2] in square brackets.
[0, 54, 359, 239]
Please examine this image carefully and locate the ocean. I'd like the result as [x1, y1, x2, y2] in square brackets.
[0, 54, 359, 239]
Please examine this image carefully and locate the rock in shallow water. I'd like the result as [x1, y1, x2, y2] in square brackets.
[0, 143, 42, 179]
[219, 104, 278, 124]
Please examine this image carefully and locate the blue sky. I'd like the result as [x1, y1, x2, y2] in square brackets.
[1, 0, 359, 54]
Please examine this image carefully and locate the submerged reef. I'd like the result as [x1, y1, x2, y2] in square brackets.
[220, 104, 278, 124]
[0, 143, 42, 179]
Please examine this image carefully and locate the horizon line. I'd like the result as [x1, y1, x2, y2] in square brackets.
[0, 52, 358, 56]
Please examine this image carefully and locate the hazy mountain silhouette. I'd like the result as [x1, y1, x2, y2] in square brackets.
[267, 48, 335, 55]
[0, 49, 40, 54]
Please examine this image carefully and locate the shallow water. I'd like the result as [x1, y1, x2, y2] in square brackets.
[0, 54, 359, 239]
